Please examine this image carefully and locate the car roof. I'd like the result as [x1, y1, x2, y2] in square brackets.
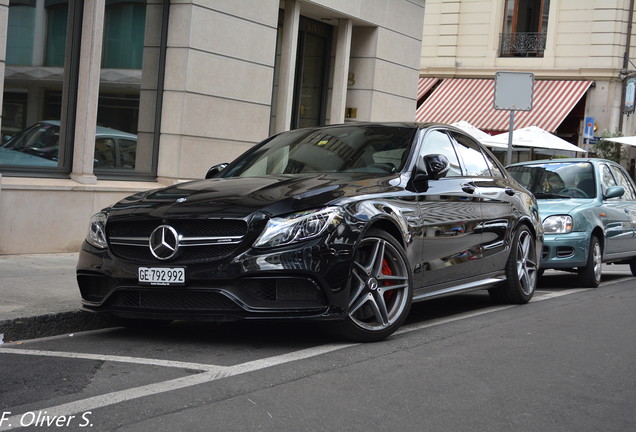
[508, 158, 617, 167]
[37, 120, 137, 139]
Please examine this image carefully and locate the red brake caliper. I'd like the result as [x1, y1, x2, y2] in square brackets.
[382, 259, 395, 302]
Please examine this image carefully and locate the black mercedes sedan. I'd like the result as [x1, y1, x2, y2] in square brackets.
[77, 122, 542, 342]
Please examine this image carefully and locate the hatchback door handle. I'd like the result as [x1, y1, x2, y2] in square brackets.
[505, 188, 515, 196]
[461, 183, 476, 194]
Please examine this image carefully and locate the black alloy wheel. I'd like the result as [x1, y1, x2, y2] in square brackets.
[330, 229, 413, 342]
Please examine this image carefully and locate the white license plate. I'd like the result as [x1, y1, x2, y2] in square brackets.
[138, 267, 185, 286]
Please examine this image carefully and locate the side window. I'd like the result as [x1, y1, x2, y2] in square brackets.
[94, 138, 116, 169]
[420, 130, 462, 177]
[600, 164, 617, 196]
[119, 139, 137, 169]
[450, 132, 491, 177]
[482, 150, 504, 178]
[610, 165, 636, 200]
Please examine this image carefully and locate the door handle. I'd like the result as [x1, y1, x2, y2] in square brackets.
[505, 188, 515, 196]
[461, 183, 476, 194]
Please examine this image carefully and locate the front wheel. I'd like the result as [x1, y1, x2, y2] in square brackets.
[489, 225, 538, 304]
[328, 229, 413, 342]
[578, 236, 602, 288]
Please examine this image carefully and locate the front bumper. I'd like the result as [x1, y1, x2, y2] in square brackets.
[540, 231, 591, 269]
[76, 237, 357, 322]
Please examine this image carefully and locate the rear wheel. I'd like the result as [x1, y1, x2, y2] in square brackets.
[578, 236, 602, 288]
[489, 225, 538, 304]
[328, 229, 412, 342]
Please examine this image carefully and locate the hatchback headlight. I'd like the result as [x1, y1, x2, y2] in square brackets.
[86, 212, 108, 249]
[543, 215, 573, 233]
[254, 207, 344, 248]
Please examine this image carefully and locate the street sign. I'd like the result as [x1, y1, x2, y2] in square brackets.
[584, 116, 595, 139]
[493, 71, 534, 111]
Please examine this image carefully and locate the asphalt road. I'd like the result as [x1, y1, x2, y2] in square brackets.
[1, 269, 635, 432]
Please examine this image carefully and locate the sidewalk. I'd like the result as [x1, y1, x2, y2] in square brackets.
[0, 253, 114, 342]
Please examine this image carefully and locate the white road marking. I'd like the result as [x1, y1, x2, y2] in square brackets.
[0, 287, 594, 431]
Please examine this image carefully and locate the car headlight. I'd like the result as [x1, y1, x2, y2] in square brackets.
[86, 212, 108, 249]
[254, 207, 344, 248]
[542, 215, 573, 233]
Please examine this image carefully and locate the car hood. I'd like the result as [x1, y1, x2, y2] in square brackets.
[0, 147, 57, 166]
[537, 198, 591, 220]
[107, 173, 402, 220]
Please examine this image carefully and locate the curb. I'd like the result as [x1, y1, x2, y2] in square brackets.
[0, 311, 117, 342]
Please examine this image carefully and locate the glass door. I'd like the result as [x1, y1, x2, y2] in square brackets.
[292, 17, 331, 129]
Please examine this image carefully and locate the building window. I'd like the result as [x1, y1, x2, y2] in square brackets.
[45, 2, 69, 67]
[6, 0, 36, 66]
[102, 0, 146, 69]
[1, 0, 167, 179]
[499, 0, 550, 57]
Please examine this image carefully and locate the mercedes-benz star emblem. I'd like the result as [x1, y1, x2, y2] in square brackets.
[149, 225, 180, 260]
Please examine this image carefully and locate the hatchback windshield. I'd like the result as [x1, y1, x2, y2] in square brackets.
[223, 125, 416, 178]
[2, 122, 60, 161]
[508, 161, 596, 199]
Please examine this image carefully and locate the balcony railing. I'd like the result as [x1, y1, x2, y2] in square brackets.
[499, 32, 546, 57]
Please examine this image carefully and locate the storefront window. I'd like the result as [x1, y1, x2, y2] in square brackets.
[6, 1, 36, 66]
[96, 0, 160, 177]
[102, 1, 146, 69]
[2, 0, 166, 179]
[45, 2, 69, 67]
[1, 0, 68, 170]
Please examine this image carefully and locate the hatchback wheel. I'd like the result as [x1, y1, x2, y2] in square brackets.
[329, 229, 412, 342]
[578, 236, 602, 287]
[489, 225, 537, 304]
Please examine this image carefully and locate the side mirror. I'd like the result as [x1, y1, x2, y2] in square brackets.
[2, 135, 12, 144]
[205, 163, 229, 179]
[422, 154, 450, 180]
[604, 186, 625, 200]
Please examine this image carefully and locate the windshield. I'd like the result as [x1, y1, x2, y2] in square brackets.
[2, 122, 60, 161]
[222, 125, 416, 178]
[508, 161, 596, 199]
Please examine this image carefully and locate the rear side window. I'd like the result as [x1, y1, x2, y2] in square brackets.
[609, 164, 636, 200]
[450, 132, 491, 177]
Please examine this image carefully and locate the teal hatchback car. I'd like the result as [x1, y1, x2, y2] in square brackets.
[508, 158, 636, 287]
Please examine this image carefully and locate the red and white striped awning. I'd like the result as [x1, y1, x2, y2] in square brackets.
[415, 78, 593, 133]
[417, 77, 440, 100]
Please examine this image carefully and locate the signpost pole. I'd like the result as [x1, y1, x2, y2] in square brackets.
[507, 110, 515, 166]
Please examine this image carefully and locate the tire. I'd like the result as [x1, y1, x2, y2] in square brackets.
[328, 229, 413, 342]
[578, 235, 602, 288]
[629, 257, 636, 277]
[489, 224, 538, 304]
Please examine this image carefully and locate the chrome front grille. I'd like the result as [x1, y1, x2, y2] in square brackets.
[106, 219, 248, 264]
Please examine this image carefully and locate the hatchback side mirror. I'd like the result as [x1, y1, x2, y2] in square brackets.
[604, 185, 625, 200]
[205, 163, 229, 179]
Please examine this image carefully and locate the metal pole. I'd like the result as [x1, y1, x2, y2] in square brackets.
[506, 110, 515, 165]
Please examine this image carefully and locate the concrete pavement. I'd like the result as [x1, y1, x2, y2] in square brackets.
[0, 253, 114, 342]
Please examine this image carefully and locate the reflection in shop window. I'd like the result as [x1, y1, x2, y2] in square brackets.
[6, 1, 36, 66]
[103, 1, 146, 69]
[2, 0, 165, 178]
[46, 2, 69, 67]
